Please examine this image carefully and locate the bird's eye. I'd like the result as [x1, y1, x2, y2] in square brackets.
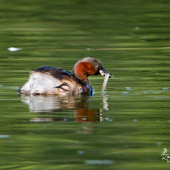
[96, 65, 100, 69]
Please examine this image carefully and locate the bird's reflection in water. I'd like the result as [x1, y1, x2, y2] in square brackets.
[21, 94, 110, 134]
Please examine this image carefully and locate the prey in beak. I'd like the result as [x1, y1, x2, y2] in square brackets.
[99, 66, 113, 92]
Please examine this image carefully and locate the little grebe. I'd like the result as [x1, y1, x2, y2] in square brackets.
[20, 57, 112, 95]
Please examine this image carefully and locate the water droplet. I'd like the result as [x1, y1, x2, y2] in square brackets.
[78, 150, 84, 155]
[126, 87, 132, 90]
[85, 160, 113, 165]
[133, 119, 137, 122]
[157, 142, 161, 147]
[163, 87, 168, 90]
[123, 92, 128, 94]
[7, 47, 21, 52]
[0, 135, 10, 138]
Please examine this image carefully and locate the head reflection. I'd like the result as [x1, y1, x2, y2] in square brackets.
[21, 94, 110, 133]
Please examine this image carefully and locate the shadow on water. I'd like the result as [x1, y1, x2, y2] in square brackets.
[21, 94, 110, 134]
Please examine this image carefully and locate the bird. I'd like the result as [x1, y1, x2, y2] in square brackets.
[20, 57, 112, 95]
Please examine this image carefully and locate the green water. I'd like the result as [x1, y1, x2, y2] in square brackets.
[0, 0, 170, 169]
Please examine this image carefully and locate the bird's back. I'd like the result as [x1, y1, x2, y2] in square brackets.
[20, 66, 92, 95]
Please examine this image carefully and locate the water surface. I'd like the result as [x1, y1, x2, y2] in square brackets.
[0, 0, 170, 169]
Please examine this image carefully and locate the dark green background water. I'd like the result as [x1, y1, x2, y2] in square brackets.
[0, 0, 170, 169]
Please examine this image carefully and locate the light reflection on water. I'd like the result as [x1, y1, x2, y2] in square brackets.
[21, 94, 110, 134]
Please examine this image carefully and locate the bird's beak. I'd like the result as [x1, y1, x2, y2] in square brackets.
[99, 66, 113, 78]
